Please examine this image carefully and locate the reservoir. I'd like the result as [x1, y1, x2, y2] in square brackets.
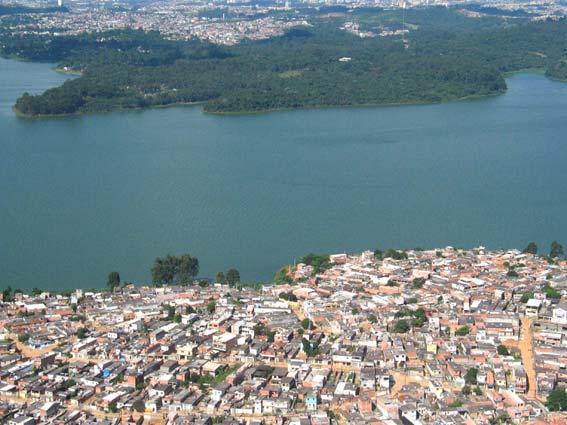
[1, 57, 567, 290]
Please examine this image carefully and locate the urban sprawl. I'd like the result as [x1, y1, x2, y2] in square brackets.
[1, 245, 567, 424]
[1, 0, 567, 45]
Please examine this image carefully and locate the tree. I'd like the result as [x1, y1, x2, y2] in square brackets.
[550, 241, 564, 258]
[490, 413, 512, 425]
[151, 254, 199, 285]
[151, 255, 178, 285]
[449, 400, 463, 408]
[2, 286, 13, 302]
[225, 268, 240, 286]
[545, 388, 567, 411]
[76, 327, 88, 339]
[393, 320, 410, 333]
[464, 367, 478, 385]
[207, 300, 216, 314]
[497, 345, 510, 356]
[301, 338, 320, 357]
[520, 292, 533, 303]
[107, 271, 120, 291]
[62, 379, 76, 390]
[18, 334, 30, 343]
[279, 291, 297, 302]
[383, 249, 408, 260]
[522, 242, 538, 255]
[301, 253, 331, 274]
[462, 385, 471, 395]
[215, 272, 225, 284]
[185, 305, 195, 314]
[456, 326, 470, 336]
[411, 308, 428, 327]
[133, 399, 145, 413]
[543, 284, 561, 300]
[273, 267, 293, 284]
[31, 287, 42, 296]
[177, 254, 199, 284]
[163, 304, 175, 321]
[412, 277, 425, 289]
[301, 318, 314, 330]
[254, 323, 268, 336]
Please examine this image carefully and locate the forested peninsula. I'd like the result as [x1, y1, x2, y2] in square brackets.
[3, 7, 567, 117]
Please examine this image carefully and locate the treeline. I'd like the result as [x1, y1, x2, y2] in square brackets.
[5, 9, 567, 116]
[546, 61, 567, 81]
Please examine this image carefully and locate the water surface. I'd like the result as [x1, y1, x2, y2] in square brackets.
[1, 57, 567, 290]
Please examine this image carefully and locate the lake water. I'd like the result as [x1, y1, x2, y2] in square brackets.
[1, 57, 567, 290]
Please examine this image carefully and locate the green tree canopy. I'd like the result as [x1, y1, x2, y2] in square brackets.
[151, 254, 199, 285]
[546, 388, 567, 411]
[412, 277, 426, 289]
[132, 399, 145, 413]
[163, 304, 175, 321]
[207, 300, 216, 314]
[464, 367, 478, 385]
[225, 268, 240, 286]
[393, 320, 410, 333]
[279, 291, 298, 302]
[520, 292, 533, 303]
[522, 242, 537, 255]
[177, 254, 199, 284]
[301, 253, 331, 274]
[543, 284, 561, 300]
[107, 271, 120, 291]
[215, 272, 225, 284]
[384, 249, 408, 260]
[301, 337, 320, 357]
[301, 318, 315, 330]
[550, 241, 564, 258]
[2, 286, 14, 302]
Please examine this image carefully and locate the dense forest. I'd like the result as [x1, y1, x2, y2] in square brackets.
[3, 7, 567, 116]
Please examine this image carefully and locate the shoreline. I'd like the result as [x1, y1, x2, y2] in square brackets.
[3, 244, 556, 291]
[14, 90, 505, 119]
[203, 90, 505, 116]
[12, 68, 562, 119]
[13, 100, 206, 119]
[53, 66, 82, 76]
